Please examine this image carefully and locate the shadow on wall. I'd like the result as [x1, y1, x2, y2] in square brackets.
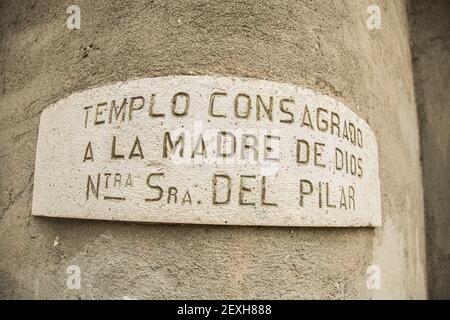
[409, 0, 450, 299]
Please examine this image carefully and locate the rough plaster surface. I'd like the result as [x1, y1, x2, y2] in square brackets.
[409, 0, 450, 299]
[0, 0, 426, 299]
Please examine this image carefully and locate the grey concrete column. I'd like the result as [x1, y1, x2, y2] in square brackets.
[0, 0, 426, 299]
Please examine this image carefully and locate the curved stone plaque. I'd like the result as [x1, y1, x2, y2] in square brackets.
[32, 76, 381, 227]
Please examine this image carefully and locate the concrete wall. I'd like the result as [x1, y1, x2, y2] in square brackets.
[409, 0, 450, 299]
[0, 0, 427, 299]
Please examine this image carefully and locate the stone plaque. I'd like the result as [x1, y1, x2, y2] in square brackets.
[32, 76, 381, 227]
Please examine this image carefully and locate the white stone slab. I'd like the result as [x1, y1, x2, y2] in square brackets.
[32, 76, 381, 227]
